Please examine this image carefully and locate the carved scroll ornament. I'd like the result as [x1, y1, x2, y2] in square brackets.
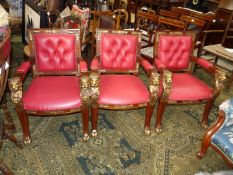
[149, 71, 160, 105]
[80, 75, 90, 106]
[161, 70, 172, 102]
[90, 72, 100, 105]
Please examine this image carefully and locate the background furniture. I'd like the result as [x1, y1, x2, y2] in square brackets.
[134, 10, 158, 48]
[90, 29, 160, 136]
[140, 16, 187, 63]
[90, 9, 128, 58]
[0, 28, 23, 174]
[140, 31, 226, 132]
[198, 98, 233, 168]
[9, 29, 90, 144]
[198, 9, 233, 89]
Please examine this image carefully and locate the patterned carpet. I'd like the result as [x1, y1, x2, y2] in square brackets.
[1, 35, 233, 175]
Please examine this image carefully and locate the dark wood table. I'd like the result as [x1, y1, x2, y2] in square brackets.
[0, 28, 23, 175]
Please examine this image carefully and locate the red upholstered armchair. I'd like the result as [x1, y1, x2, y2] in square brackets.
[90, 29, 160, 136]
[140, 31, 226, 132]
[8, 29, 90, 144]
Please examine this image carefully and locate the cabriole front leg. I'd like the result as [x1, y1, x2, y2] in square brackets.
[80, 75, 90, 141]
[91, 107, 99, 137]
[146, 71, 160, 135]
[155, 99, 166, 133]
[15, 107, 31, 145]
[202, 99, 214, 129]
[82, 106, 89, 141]
[144, 104, 155, 135]
[90, 72, 100, 137]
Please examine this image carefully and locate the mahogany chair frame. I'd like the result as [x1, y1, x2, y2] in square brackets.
[90, 29, 160, 136]
[8, 29, 90, 144]
[197, 110, 233, 168]
[145, 31, 226, 132]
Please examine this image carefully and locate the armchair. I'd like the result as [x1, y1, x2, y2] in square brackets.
[8, 29, 90, 144]
[90, 29, 160, 136]
[197, 98, 233, 168]
[140, 31, 226, 132]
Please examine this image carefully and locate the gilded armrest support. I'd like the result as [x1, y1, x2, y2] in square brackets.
[8, 76, 23, 108]
[149, 71, 160, 105]
[160, 69, 172, 102]
[213, 68, 226, 98]
[90, 72, 100, 107]
[80, 75, 90, 107]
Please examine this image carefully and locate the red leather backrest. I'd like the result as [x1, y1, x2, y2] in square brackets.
[100, 33, 138, 70]
[158, 35, 192, 70]
[34, 34, 77, 72]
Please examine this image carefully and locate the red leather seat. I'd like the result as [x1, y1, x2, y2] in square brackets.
[169, 73, 212, 101]
[90, 29, 160, 136]
[140, 31, 226, 132]
[23, 76, 82, 111]
[9, 29, 90, 144]
[99, 74, 149, 105]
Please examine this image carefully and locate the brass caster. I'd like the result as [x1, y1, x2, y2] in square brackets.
[155, 127, 162, 133]
[83, 134, 90, 142]
[144, 128, 151, 136]
[91, 130, 97, 137]
[23, 137, 31, 145]
[197, 152, 204, 159]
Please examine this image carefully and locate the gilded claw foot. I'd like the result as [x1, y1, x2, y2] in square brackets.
[23, 137, 31, 145]
[83, 134, 90, 141]
[155, 127, 162, 133]
[91, 130, 97, 137]
[144, 128, 151, 135]
[197, 152, 204, 159]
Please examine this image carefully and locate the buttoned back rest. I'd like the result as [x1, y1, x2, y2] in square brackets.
[29, 29, 81, 75]
[96, 29, 141, 73]
[154, 31, 196, 71]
